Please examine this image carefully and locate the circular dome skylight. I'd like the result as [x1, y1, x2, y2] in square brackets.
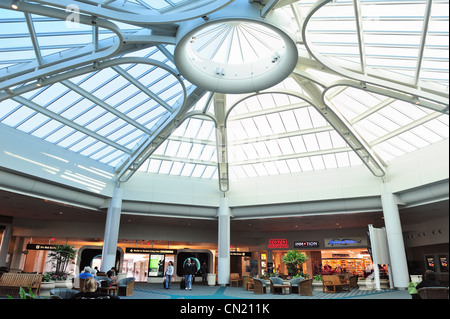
[175, 18, 298, 94]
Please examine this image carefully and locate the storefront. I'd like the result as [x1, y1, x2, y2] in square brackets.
[257, 236, 374, 278]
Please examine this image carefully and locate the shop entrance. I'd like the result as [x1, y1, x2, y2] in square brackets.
[122, 253, 148, 282]
[270, 249, 373, 278]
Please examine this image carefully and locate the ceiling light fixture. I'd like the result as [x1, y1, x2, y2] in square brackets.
[36, 77, 44, 87]
[11, 0, 19, 10]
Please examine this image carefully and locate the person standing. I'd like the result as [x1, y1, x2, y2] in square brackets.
[165, 261, 174, 289]
[200, 262, 208, 285]
[184, 258, 196, 290]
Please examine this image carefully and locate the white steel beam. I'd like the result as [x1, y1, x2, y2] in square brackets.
[214, 93, 229, 192]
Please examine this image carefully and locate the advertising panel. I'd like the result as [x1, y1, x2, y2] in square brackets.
[148, 254, 165, 277]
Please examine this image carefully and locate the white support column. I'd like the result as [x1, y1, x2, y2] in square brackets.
[10, 237, 25, 271]
[217, 196, 231, 286]
[0, 224, 12, 268]
[100, 187, 123, 273]
[380, 182, 409, 289]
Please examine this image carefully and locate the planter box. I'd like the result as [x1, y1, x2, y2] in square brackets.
[39, 281, 56, 297]
[357, 278, 389, 290]
[313, 281, 322, 291]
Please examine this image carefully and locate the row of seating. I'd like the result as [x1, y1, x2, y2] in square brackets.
[51, 277, 136, 299]
[244, 276, 313, 296]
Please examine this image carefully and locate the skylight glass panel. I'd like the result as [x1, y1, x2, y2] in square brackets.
[263, 162, 279, 175]
[423, 117, 449, 139]
[298, 157, 314, 172]
[293, 108, 314, 129]
[274, 160, 290, 174]
[323, 154, 338, 169]
[241, 144, 258, 159]
[286, 159, 301, 173]
[80, 142, 107, 157]
[199, 145, 216, 162]
[335, 152, 351, 167]
[196, 120, 215, 140]
[290, 136, 308, 154]
[43, 125, 73, 143]
[148, 159, 162, 173]
[180, 163, 195, 176]
[253, 142, 271, 159]
[170, 162, 184, 175]
[266, 113, 285, 134]
[277, 138, 295, 155]
[303, 134, 320, 152]
[192, 165, 206, 178]
[177, 142, 192, 158]
[229, 166, 246, 179]
[159, 160, 173, 174]
[310, 155, 325, 170]
[203, 166, 217, 179]
[280, 111, 300, 132]
[16, 112, 48, 133]
[412, 123, 448, 143]
[242, 164, 258, 178]
[189, 144, 205, 160]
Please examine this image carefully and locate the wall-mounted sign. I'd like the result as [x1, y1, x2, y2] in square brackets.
[26, 244, 57, 251]
[332, 254, 351, 258]
[125, 248, 177, 254]
[294, 241, 319, 248]
[325, 237, 367, 248]
[230, 252, 252, 257]
[268, 239, 289, 249]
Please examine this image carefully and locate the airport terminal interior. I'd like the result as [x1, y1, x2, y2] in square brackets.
[0, 0, 448, 297]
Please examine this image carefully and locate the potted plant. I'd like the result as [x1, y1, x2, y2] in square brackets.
[281, 250, 309, 277]
[312, 274, 323, 291]
[9, 286, 49, 299]
[39, 273, 56, 297]
[47, 244, 76, 288]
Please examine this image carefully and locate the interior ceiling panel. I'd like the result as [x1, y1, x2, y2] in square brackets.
[0, 0, 448, 191]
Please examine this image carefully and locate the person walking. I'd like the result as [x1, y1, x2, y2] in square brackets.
[165, 261, 174, 289]
[184, 258, 196, 290]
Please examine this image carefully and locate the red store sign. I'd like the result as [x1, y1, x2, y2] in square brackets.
[268, 239, 289, 249]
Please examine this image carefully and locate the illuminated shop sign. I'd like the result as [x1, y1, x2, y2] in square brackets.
[125, 248, 177, 254]
[268, 239, 289, 249]
[294, 241, 319, 248]
[325, 237, 367, 247]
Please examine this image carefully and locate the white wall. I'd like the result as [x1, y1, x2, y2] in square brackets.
[0, 123, 115, 198]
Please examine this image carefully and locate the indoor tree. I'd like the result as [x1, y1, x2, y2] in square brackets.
[282, 250, 309, 277]
[47, 244, 76, 280]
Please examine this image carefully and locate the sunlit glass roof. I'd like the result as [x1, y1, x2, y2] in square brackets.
[0, 0, 448, 190]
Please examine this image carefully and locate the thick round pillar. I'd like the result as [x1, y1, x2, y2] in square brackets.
[380, 182, 409, 289]
[0, 224, 12, 267]
[100, 187, 122, 273]
[217, 196, 231, 286]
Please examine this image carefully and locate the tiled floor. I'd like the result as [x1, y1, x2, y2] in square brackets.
[120, 282, 412, 299]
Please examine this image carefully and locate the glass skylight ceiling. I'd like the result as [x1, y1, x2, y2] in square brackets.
[0, 0, 448, 186]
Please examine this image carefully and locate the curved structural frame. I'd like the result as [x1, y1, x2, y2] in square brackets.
[0, 0, 448, 193]
[301, 0, 449, 113]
